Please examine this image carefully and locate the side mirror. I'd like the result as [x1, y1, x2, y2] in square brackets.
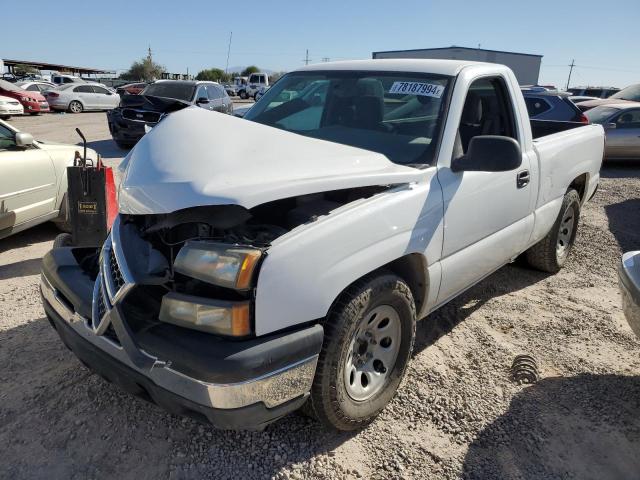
[196, 97, 209, 104]
[604, 122, 617, 129]
[451, 136, 522, 173]
[15, 132, 34, 147]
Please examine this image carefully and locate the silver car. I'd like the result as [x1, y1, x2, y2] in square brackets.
[45, 82, 120, 113]
[585, 103, 640, 160]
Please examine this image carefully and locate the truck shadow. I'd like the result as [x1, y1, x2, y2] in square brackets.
[86, 139, 130, 159]
[413, 262, 549, 357]
[0, 317, 356, 480]
[605, 198, 640, 253]
[461, 374, 640, 480]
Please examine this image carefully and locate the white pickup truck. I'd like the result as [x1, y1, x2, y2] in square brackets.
[41, 60, 603, 431]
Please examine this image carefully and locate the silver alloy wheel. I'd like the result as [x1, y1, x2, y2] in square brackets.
[556, 204, 576, 260]
[69, 101, 82, 113]
[343, 305, 401, 402]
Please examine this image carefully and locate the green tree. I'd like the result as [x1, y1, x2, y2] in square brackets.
[14, 64, 39, 77]
[120, 57, 165, 81]
[241, 65, 260, 76]
[195, 68, 229, 83]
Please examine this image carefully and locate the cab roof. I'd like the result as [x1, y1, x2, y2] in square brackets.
[295, 59, 489, 76]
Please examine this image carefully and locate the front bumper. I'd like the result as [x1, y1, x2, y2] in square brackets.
[107, 110, 149, 144]
[40, 244, 323, 429]
[619, 251, 640, 338]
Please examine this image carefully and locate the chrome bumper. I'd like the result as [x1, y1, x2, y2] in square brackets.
[40, 272, 318, 410]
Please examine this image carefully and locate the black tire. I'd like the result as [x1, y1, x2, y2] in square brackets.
[239, 90, 248, 100]
[52, 194, 72, 232]
[68, 101, 83, 114]
[526, 189, 581, 273]
[0, 115, 10, 120]
[307, 271, 416, 431]
[115, 140, 133, 149]
[30, 112, 39, 116]
[53, 233, 73, 248]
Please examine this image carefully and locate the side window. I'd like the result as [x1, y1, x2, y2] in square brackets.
[63, 77, 73, 84]
[26, 84, 39, 91]
[74, 85, 92, 93]
[92, 86, 109, 94]
[207, 85, 221, 100]
[614, 109, 640, 128]
[457, 76, 517, 154]
[0, 125, 16, 151]
[584, 89, 602, 97]
[524, 97, 551, 116]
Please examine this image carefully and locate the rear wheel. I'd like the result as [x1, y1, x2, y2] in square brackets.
[68, 101, 83, 114]
[307, 272, 416, 431]
[0, 115, 10, 120]
[526, 189, 581, 273]
[115, 140, 133, 149]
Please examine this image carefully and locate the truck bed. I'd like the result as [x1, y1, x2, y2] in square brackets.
[531, 119, 586, 139]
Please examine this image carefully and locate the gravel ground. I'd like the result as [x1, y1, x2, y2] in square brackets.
[1, 113, 640, 479]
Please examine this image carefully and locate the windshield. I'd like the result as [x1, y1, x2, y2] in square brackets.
[610, 84, 640, 101]
[142, 82, 195, 102]
[244, 71, 452, 166]
[585, 106, 620, 124]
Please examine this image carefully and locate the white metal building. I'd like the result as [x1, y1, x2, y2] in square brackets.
[372, 46, 542, 85]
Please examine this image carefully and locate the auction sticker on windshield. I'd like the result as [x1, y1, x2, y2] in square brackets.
[389, 82, 444, 98]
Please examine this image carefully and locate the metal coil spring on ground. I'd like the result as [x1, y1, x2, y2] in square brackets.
[511, 354, 539, 384]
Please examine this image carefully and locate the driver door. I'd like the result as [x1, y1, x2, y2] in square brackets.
[436, 76, 533, 304]
[0, 124, 57, 233]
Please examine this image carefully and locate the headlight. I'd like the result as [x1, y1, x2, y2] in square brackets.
[174, 241, 262, 290]
[159, 292, 251, 337]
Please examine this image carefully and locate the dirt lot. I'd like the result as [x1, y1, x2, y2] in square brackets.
[1, 113, 640, 480]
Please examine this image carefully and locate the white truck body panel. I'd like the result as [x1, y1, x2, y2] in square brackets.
[117, 59, 604, 336]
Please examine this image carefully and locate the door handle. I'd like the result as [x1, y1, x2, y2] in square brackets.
[517, 170, 530, 189]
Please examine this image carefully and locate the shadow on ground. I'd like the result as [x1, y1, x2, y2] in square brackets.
[462, 374, 640, 480]
[413, 262, 549, 357]
[87, 139, 129, 159]
[0, 222, 58, 254]
[0, 317, 356, 480]
[605, 198, 640, 253]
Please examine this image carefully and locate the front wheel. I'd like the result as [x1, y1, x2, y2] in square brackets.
[307, 272, 416, 431]
[0, 115, 10, 120]
[526, 189, 581, 273]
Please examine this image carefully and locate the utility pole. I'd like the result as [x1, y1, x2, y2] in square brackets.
[147, 45, 153, 63]
[303, 49, 311, 65]
[225, 32, 233, 74]
[566, 59, 575, 90]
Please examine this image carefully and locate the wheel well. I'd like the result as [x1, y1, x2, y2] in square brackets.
[383, 254, 428, 316]
[568, 173, 588, 202]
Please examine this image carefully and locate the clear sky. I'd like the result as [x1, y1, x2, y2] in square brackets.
[4, 0, 639, 88]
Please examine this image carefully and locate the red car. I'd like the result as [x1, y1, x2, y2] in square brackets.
[0, 79, 50, 115]
[115, 82, 147, 95]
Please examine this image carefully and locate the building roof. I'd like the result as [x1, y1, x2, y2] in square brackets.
[296, 58, 486, 76]
[2, 58, 112, 74]
[372, 46, 543, 58]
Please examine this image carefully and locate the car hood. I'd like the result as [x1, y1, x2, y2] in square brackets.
[118, 107, 423, 214]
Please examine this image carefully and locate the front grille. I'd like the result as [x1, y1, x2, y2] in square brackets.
[122, 108, 162, 123]
[109, 249, 125, 292]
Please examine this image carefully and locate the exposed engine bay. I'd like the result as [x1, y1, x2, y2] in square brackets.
[116, 186, 388, 299]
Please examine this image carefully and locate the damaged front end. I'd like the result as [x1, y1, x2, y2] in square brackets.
[39, 187, 384, 428]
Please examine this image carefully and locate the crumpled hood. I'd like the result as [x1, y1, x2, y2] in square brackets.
[118, 107, 423, 214]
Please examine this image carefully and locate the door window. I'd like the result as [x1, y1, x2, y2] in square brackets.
[457, 76, 517, 154]
[91, 86, 110, 94]
[207, 85, 222, 100]
[74, 85, 93, 93]
[613, 109, 640, 128]
[0, 125, 16, 151]
[26, 84, 40, 91]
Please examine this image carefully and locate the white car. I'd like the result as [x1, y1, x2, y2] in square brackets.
[16, 80, 57, 94]
[41, 59, 603, 431]
[0, 95, 24, 119]
[0, 120, 97, 238]
[45, 82, 120, 113]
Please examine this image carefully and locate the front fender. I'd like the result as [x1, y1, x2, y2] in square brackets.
[254, 171, 444, 335]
